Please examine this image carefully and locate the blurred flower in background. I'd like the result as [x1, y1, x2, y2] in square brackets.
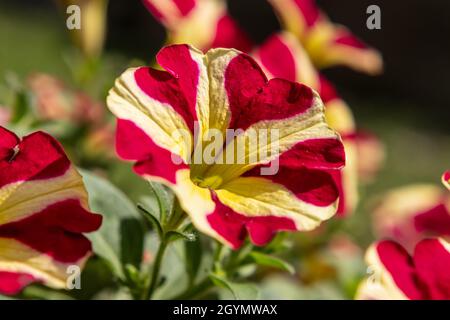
[28, 73, 104, 124]
[142, 0, 253, 52]
[356, 238, 450, 300]
[372, 183, 450, 251]
[268, 0, 383, 74]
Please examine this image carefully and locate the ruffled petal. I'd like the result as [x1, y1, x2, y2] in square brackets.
[0, 128, 102, 294]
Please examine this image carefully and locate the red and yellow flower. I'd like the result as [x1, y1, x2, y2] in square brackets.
[107, 44, 345, 249]
[356, 238, 450, 300]
[253, 32, 357, 215]
[142, 0, 252, 52]
[0, 127, 102, 295]
[268, 0, 383, 74]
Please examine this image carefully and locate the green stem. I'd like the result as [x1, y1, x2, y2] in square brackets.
[171, 277, 214, 300]
[143, 237, 169, 300]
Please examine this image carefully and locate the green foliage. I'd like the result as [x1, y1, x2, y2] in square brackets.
[81, 170, 145, 280]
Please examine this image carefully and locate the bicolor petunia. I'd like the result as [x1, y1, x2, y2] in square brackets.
[372, 184, 450, 251]
[107, 44, 345, 249]
[142, 0, 253, 52]
[356, 238, 450, 300]
[0, 127, 102, 295]
[253, 32, 357, 216]
[268, 0, 383, 74]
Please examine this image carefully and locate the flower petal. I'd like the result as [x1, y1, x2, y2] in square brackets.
[356, 241, 421, 300]
[115, 119, 188, 184]
[0, 271, 35, 295]
[413, 238, 450, 299]
[357, 239, 450, 300]
[205, 79, 340, 184]
[253, 32, 319, 86]
[142, 0, 196, 28]
[443, 171, 450, 190]
[0, 128, 101, 293]
[212, 167, 339, 247]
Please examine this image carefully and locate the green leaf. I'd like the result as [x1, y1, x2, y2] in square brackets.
[166, 230, 196, 243]
[138, 203, 163, 239]
[148, 181, 173, 223]
[81, 170, 145, 280]
[209, 274, 260, 300]
[248, 252, 295, 274]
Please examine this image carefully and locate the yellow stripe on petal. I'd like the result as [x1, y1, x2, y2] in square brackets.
[216, 176, 337, 231]
[0, 167, 87, 226]
[0, 238, 89, 290]
[205, 92, 339, 183]
[268, 0, 309, 40]
[107, 68, 193, 161]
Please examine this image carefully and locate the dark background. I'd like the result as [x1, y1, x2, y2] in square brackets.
[1, 0, 449, 119]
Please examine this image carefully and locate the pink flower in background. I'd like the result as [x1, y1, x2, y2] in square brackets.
[357, 238, 450, 300]
[142, 0, 253, 52]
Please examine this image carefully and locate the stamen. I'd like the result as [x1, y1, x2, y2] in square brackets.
[8, 145, 20, 163]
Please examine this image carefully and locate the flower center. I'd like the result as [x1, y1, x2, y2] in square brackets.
[191, 175, 223, 190]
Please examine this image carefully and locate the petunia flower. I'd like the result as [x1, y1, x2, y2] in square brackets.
[372, 183, 450, 251]
[356, 238, 450, 300]
[443, 171, 450, 190]
[107, 44, 345, 249]
[142, 0, 253, 52]
[253, 32, 357, 216]
[267, 0, 383, 74]
[0, 126, 102, 295]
